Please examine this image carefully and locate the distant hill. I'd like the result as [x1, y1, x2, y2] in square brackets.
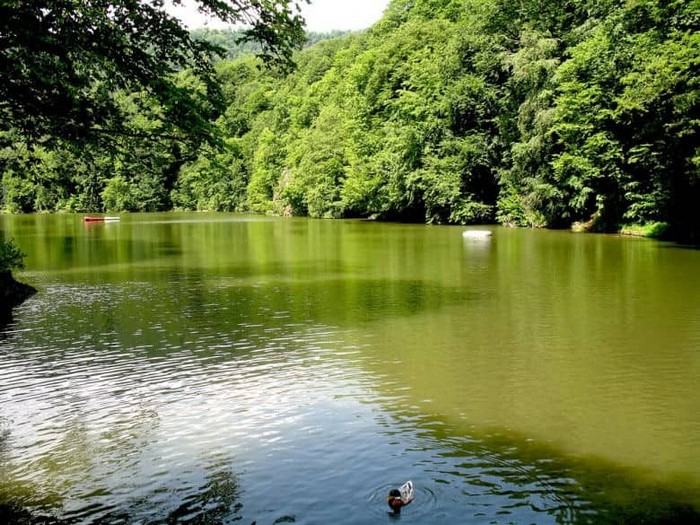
[190, 28, 351, 61]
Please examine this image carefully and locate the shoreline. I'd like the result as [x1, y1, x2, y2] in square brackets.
[1, 271, 36, 310]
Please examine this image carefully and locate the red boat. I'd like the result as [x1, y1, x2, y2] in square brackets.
[83, 216, 121, 223]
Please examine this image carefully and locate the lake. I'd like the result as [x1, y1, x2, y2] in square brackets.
[1, 213, 699, 524]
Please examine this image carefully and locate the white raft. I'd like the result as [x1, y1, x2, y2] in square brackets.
[462, 230, 492, 240]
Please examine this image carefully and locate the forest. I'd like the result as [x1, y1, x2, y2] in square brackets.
[1, 0, 698, 242]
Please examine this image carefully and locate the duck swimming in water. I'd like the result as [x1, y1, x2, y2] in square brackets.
[387, 480, 414, 513]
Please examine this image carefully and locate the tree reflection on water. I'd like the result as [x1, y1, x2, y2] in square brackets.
[0, 468, 246, 525]
[0, 308, 14, 338]
[167, 468, 243, 524]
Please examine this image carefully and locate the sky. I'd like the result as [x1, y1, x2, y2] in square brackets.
[167, 0, 391, 32]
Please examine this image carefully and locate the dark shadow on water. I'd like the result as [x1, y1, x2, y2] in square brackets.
[0, 308, 13, 336]
[165, 469, 243, 524]
[660, 242, 700, 251]
[0, 505, 66, 525]
[400, 414, 700, 525]
[596, 499, 700, 525]
[0, 469, 245, 525]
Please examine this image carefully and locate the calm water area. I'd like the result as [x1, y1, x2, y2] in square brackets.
[1, 212, 699, 524]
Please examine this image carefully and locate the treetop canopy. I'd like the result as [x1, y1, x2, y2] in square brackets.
[0, 0, 308, 143]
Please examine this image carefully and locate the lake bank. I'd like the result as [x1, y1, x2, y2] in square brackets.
[0, 271, 35, 309]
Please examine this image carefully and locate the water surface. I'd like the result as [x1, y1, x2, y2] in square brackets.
[1, 213, 698, 524]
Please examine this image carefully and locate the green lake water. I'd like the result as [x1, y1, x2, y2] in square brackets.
[1, 212, 698, 524]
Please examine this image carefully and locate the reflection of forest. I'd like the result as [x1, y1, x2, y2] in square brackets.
[0, 308, 13, 336]
[359, 303, 700, 514]
[162, 468, 244, 524]
[0, 468, 244, 525]
[353, 226, 700, 495]
[3, 215, 478, 329]
[380, 405, 700, 525]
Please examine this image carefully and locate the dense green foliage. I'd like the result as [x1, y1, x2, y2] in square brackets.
[0, 0, 308, 142]
[0, 0, 307, 211]
[0, 238, 26, 273]
[2, 0, 698, 241]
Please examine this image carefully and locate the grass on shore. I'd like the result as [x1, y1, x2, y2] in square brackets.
[619, 222, 669, 239]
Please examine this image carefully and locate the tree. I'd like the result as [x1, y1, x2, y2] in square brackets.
[0, 0, 309, 145]
[0, 238, 25, 273]
[0, 237, 35, 310]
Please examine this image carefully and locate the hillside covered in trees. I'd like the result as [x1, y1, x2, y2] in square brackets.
[2, 0, 698, 241]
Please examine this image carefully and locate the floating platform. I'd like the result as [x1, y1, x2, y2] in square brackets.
[462, 230, 492, 240]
